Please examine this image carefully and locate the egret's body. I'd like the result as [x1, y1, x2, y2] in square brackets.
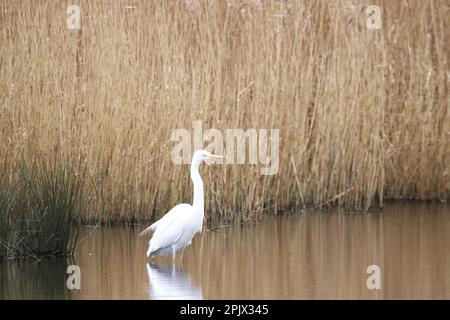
[140, 150, 223, 262]
[144, 203, 199, 258]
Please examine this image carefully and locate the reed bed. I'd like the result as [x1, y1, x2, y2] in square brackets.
[0, 0, 448, 224]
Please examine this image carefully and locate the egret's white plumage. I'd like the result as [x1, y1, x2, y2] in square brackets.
[139, 150, 224, 262]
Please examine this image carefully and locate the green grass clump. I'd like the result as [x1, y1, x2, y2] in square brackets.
[0, 158, 85, 260]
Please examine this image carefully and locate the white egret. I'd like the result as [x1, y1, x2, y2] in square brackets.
[139, 150, 224, 262]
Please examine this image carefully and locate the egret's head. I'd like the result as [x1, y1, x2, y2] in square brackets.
[192, 150, 225, 166]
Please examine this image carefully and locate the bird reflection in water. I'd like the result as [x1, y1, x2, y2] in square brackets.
[146, 263, 203, 300]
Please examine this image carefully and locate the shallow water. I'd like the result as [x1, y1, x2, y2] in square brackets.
[1, 203, 449, 299]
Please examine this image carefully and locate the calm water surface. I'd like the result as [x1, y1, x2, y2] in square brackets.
[1, 203, 449, 299]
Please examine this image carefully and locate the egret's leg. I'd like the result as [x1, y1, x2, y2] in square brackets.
[180, 247, 186, 262]
[171, 246, 176, 264]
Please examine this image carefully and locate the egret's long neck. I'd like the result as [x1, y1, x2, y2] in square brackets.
[190, 162, 204, 217]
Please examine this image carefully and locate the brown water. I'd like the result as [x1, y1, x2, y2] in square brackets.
[1, 203, 449, 299]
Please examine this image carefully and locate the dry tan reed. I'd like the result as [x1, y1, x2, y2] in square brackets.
[0, 0, 448, 223]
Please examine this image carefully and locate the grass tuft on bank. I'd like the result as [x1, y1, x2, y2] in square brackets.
[0, 157, 85, 260]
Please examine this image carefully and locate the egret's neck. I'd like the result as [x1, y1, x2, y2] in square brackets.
[190, 162, 204, 216]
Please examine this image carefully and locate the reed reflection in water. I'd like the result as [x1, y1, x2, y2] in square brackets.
[0, 203, 449, 299]
[0, 258, 71, 299]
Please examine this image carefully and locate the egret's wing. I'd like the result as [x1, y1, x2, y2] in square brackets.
[147, 204, 194, 255]
[150, 219, 183, 251]
[139, 203, 192, 236]
[139, 221, 159, 236]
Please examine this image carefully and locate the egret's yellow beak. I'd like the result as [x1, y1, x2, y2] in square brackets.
[207, 154, 227, 165]
[209, 154, 226, 159]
